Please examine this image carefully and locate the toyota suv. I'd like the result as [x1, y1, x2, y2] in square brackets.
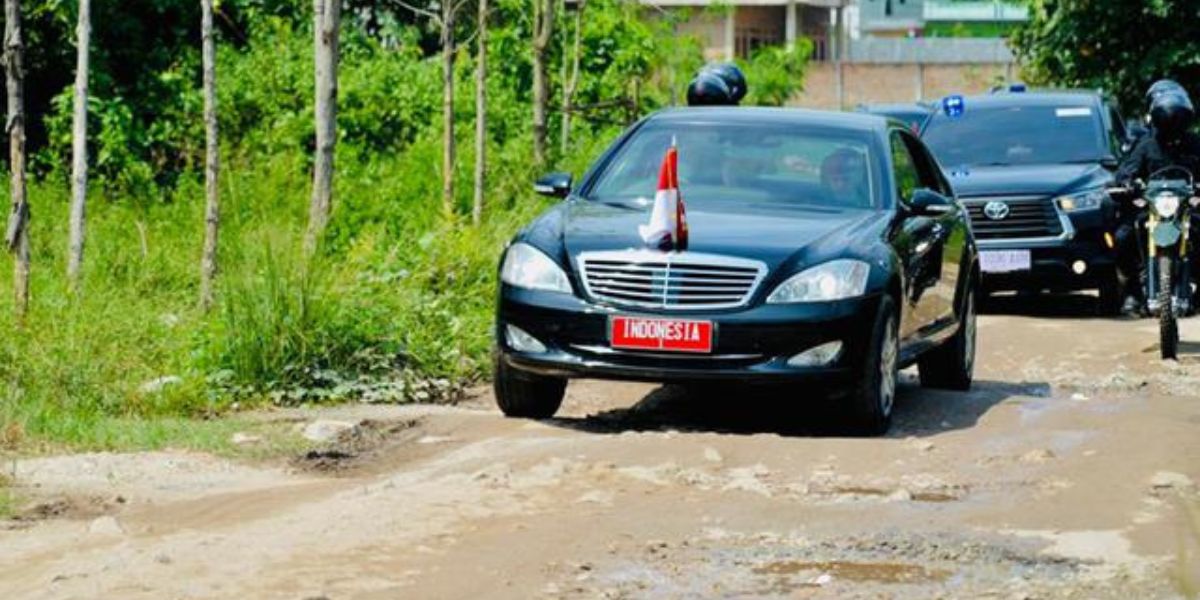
[921, 89, 1130, 313]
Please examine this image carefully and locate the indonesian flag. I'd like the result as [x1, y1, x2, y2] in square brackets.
[638, 142, 689, 251]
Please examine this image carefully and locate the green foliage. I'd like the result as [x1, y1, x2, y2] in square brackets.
[1011, 0, 1200, 110]
[739, 42, 813, 107]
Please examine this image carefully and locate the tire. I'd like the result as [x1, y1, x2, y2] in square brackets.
[845, 295, 899, 436]
[1158, 254, 1179, 360]
[918, 283, 977, 391]
[1097, 269, 1122, 317]
[493, 355, 566, 418]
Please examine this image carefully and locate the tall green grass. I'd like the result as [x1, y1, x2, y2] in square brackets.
[0, 131, 570, 448]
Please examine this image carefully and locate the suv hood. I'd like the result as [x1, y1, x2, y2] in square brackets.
[559, 199, 877, 272]
[948, 163, 1112, 198]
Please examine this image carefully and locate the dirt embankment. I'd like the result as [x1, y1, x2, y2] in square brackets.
[2, 302, 1200, 599]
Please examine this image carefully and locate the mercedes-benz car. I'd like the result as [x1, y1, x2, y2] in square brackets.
[920, 90, 1129, 312]
[494, 108, 980, 434]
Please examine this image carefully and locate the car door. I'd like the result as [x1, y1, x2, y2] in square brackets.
[904, 131, 966, 332]
[890, 130, 958, 342]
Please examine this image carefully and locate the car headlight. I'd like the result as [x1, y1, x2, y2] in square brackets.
[1153, 192, 1182, 218]
[1056, 188, 1106, 212]
[500, 243, 571, 293]
[766, 259, 871, 304]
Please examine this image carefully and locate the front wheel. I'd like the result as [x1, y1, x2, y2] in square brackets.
[1159, 254, 1179, 360]
[845, 295, 899, 436]
[493, 355, 567, 418]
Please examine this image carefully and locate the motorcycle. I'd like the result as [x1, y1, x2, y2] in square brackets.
[1109, 166, 1200, 359]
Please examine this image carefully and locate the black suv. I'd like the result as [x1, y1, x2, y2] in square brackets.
[921, 89, 1130, 312]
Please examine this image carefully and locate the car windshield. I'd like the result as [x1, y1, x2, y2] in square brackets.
[922, 103, 1106, 166]
[587, 121, 880, 209]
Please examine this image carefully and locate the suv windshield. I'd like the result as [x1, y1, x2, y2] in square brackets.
[922, 103, 1106, 166]
[587, 121, 880, 209]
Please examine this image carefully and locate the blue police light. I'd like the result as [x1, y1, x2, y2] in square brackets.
[1009, 82, 1027, 92]
[942, 95, 965, 118]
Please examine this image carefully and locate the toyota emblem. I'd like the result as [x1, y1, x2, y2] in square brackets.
[983, 200, 1010, 221]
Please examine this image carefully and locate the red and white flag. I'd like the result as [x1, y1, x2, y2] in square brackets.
[639, 142, 689, 251]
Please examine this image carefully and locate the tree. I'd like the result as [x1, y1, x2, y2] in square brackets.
[1011, 1, 1200, 111]
[67, 0, 89, 294]
[472, 0, 487, 225]
[4, 0, 29, 319]
[390, 0, 471, 218]
[559, 0, 583, 155]
[306, 0, 341, 252]
[530, 0, 553, 166]
[200, 0, 219, 310]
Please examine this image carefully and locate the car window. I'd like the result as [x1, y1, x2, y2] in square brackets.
[899, 131, 949, 195]
[922, 103, 1107, 166]
[588, 121, 880, 209]
[890, 132, 920, 204]
[1108, 104, 1127, 155]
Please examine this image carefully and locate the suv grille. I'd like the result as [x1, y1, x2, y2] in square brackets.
[577, 250, 767, 310]
[964, 196, 1063, 240]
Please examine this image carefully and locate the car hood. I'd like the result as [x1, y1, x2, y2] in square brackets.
[947, 163, 1112, 198]
[559, 199, 878, 272]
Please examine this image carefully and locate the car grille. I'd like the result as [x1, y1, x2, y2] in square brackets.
[576, 250, 767, 310]
[964, 196, 1064, 240]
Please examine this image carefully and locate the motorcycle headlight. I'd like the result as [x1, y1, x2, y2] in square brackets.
[1153, 192, 1182, 218]
[766, 259, 871, 304]
[1056, 188, 1106, 212]
[500, 243, 571, 293]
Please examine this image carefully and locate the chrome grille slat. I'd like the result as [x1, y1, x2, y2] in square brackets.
[577, 250, 767, 310]
[963, 196, 1063, 240]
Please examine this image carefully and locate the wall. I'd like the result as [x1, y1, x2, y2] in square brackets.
[794, 62, 1015, 109]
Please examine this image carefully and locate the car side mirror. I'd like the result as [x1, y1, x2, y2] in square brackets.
[1100, 156, 1120, 171]
[908, 188, 953, 216]
[534, 172, 573, 199]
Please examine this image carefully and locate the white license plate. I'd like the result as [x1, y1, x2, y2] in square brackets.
[979, 250, 1031, 273]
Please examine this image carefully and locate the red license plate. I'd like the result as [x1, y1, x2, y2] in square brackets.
[610, 316, 714, 353]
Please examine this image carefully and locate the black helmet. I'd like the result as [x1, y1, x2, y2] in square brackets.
[1150, 90, 1195, 140]
[1146, 79, 1185, 105]
[686, 71, 734, 106]
[703, 63, 747, 104]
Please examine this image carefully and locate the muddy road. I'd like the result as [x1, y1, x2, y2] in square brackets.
[4, 297, 1200, 599]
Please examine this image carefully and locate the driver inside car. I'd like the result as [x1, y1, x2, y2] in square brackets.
[1114, 84, 1200, 316]
[821, 147, 872, 208]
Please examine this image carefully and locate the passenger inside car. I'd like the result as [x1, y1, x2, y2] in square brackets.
[820, 147, 872, 208]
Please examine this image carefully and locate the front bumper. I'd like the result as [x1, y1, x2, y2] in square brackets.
[976, 207, 1117, 292]
[496, 286, 883, 385]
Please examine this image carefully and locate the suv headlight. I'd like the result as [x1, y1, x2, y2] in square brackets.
[766, 259, 871, 304]
[1153, 191, 1182, 218]
[1056, 188, 1106, 212]
[500, 243, 571, 293]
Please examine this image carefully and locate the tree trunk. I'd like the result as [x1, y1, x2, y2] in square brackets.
[559, 0, 584, 156]
[441, 2, 455, 218]
[199, 0, 219, 311]
[531, 0, 554, 166]
[472, 0, 487, 226]
[4, 0, 28, 320]
[67, 0, 89, 295]
[306, 0, 340, 253]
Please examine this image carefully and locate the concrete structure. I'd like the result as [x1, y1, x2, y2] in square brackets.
[859, 0, 1027, 37]
[645, 0, 849, 62]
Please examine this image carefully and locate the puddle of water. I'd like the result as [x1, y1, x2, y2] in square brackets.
[830, 486, 962, 503]
[752, 560, 949, 584]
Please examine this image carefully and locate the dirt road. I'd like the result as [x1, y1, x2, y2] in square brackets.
[4, 297, 1200, 599]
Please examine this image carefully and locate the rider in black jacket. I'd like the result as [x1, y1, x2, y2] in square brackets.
[1113, 85, 1200, 315]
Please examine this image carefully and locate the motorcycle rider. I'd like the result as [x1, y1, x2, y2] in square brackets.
[1114, 83, 1200, 315]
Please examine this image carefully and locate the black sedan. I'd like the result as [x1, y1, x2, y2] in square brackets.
[494, 108, 980, 434]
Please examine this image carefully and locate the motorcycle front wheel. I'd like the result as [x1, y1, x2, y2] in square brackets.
[1158, 254, 1179, 360]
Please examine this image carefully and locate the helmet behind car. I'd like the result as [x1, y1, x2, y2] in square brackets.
[704, 63, 747, 104]
[1150, 90, 1195, 141]
[686, 63, 747, 106]
[1146, 79, 1185, 105]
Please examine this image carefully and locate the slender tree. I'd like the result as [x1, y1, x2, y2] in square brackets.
[3, 0, 29, 319]
[472, 0, 487, 225]
[389, 0, 471, 217]
[66, 0, 89, 294]
[199, 0, 220, 310]
[531, 0, 554, 166]
[306, 0, 341, 252]
[560, 0, 584, 155]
